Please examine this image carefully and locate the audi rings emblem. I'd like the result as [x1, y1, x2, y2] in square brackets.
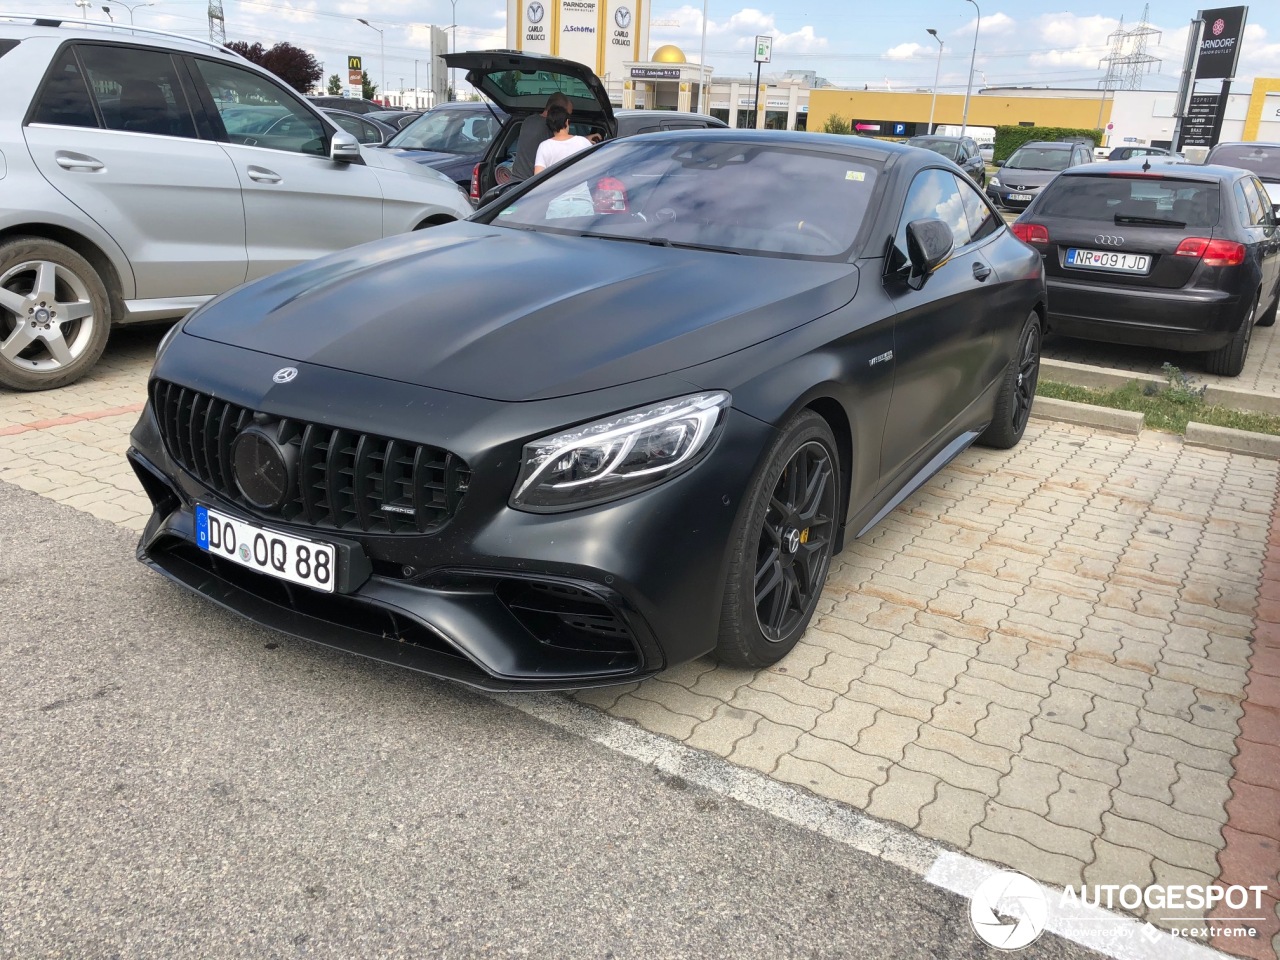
[1094, 235, 1125, 246]
[272, 366, 298, 383]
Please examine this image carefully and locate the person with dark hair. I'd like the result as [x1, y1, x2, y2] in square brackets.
[510, 92, 573, 182]
[533, 104, 593, 174]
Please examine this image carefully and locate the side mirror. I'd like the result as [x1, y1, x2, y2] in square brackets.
[904, 218, 955, 290]
[478, 182, 516, 207]
[330, 130, 362, 163]
[993, 159, 1005, 167]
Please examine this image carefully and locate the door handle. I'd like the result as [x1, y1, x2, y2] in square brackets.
[247, 165, 282, 184]
[55, 153, 104, 171]
[972, 263, 992, 281]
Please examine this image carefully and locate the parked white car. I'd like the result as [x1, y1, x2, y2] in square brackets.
[0, 16, 473, 390]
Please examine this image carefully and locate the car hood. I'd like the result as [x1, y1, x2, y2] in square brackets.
[382, 147, 480, 170]
[183, 222, 858, 402]
[996, 168, 1061, 188]
[361, 145, 457, 183]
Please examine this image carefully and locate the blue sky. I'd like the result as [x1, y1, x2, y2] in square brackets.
[29, 0, 1280, 95]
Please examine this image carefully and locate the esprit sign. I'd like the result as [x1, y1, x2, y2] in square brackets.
[1194, 5, 1248, 80]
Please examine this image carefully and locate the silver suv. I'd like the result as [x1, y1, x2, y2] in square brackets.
[0, 17, 473, 391]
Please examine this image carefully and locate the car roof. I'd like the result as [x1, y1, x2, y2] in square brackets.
[1059, 159, 1242, 183]
[0, 15, 240, 59]
[1018, 141, 1084, 148]
[615, 109, 727, 124]
[907, 135, 968, 142]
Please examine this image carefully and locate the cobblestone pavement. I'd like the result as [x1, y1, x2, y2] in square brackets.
[1042, 323, 1280, 398]
[3, 328, 1279, 957]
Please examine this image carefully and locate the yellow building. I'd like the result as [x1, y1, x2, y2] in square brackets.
[808, 89, 1112, 136]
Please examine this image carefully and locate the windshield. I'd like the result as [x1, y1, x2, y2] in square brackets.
[1005, 147, 1071, 171]
[487, 138, 881, 259]
[1209, 144, 1280, 182]
[908, 139, 961, 162]
[388, 108, 500, 154]
[1038, 175, 1220, 227]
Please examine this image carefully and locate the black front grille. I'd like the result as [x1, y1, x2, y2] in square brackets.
[151, 379, 470, 535]
[497, 579, 637, 655]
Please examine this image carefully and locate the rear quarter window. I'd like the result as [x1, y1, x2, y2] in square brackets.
[1037, 175, 1220, 228]
[29, 46, 98, 128]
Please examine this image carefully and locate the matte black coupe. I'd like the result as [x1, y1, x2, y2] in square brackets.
[129, 131, 1046, 690]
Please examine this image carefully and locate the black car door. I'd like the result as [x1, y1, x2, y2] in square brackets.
[879, 168, 1006, 484]
[1244, 176, 1280, 307]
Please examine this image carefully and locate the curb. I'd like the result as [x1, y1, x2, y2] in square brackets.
[1041, 358, 1165, 393]
[1203, 384, 1280, 417]
[1031, 396, 1145, 435]
[1185, 421, 1280, 460]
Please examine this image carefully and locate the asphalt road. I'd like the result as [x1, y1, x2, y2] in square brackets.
[0, 480, 1100, 960]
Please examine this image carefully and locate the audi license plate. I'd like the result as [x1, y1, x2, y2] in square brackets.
[195, 505, 336, 593]
[1065, 248, 1151, 274]
[1009, 193, 1033, 201]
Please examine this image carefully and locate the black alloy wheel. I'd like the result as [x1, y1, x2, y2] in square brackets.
[979, 310, 1041, 449]
[717, 410, 839, 667]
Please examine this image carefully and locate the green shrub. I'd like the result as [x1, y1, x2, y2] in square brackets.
[993, 126, 1102, 163]
[822, 114, 852, 136]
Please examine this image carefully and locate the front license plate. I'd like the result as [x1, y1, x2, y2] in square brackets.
[1065, 248, 1152, 274]
[195, 505, 336, 593]
[1009, 193, 1033, 201]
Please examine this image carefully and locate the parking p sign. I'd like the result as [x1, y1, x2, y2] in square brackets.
[754, 35, 772, 63]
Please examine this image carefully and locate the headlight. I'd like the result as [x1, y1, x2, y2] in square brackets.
[989, 177, 1002, 188]
[511, 392, 730, 512]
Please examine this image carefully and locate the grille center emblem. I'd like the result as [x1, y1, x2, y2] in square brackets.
[273, 367, 298, 384]
[1094, 235, 1124, 246]
[231, 425, 296, 511]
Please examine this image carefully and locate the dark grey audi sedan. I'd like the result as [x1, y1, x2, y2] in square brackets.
[129, 130, 1045, 690]
[1013, 159, 1280, 376]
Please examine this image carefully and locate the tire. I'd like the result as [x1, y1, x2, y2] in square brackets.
[716, 410, 840, 668]
[0, 237, 111, 391]
[1203, 294, 1257, 377]
[978, 310, 1041, 449]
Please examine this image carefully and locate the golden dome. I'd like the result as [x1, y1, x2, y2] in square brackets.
[651, 44, 686, 63]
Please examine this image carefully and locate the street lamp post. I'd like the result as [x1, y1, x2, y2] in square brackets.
[356, 18, 385, 104]
[696, 0, 709, 114]
[449, 0, 460, 100]
[103, 0, 153, 23]
[960, 0, 980, 137]
[926, 28, 943, 135]
[100, 5, 113, 20]
[74, 0, 91, 18]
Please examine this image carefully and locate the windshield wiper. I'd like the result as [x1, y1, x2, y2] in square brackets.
[585, 233, 741, 254]
[1114, 215, 1186, 227]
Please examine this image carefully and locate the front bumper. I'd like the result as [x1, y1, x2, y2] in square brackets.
[986, 184, 1042, 210]
[1045, 278, 1242, 351]
[129, 341, 769, 690]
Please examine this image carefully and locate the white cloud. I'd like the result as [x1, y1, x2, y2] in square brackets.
[885, 42, 926, 61]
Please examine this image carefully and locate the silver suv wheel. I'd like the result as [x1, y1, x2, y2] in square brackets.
[0, 238, 110, 391]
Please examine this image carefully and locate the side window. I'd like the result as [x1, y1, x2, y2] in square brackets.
[330, 113, 381, 144]
[1234, 182, 1255, 228]
[1250, 178, 1275, 226]
[1240, 179, 1266, 226]
[30, 46, 98, 128]
[958, 175, 1000, 243]
[194, 59, 326, 157]
[76, 45, 196, 138]
[893, 168, 972, 267]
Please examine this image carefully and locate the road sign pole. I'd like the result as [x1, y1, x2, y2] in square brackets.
[753, 60, 762, 128]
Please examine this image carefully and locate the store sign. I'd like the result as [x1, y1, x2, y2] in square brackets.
[1195, 6, 1248, 80]
[1183, 91, 1227, 147]
[754, 35, 772, 63]
[631, 67, 681, 79]
[523, 0, 550, 53]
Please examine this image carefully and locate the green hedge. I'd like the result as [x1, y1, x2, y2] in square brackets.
[993, 126, 1102, 163]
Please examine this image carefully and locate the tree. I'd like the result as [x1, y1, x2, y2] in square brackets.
[326, 74, 342, 95]
[360, 70, 378, 101]
[225, 40, 324, 94]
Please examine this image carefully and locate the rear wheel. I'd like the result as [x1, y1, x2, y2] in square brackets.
[978, 310, 1041, 449]
[1204, 294, 1257, 377]
[0, 237, 111, 391]
[716, 411, 839, 668]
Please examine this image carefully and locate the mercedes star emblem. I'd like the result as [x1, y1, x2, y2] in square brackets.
[272, 366, 298, 384]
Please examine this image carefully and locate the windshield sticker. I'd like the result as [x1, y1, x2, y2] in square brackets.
[845, 170, 866, 181]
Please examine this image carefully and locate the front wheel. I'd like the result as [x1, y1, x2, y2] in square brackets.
[1203, 294, 1257, 377]
[979, 310, 1041, 449]
[0, 237, 111, 391]
[716, 410, 839, 668]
